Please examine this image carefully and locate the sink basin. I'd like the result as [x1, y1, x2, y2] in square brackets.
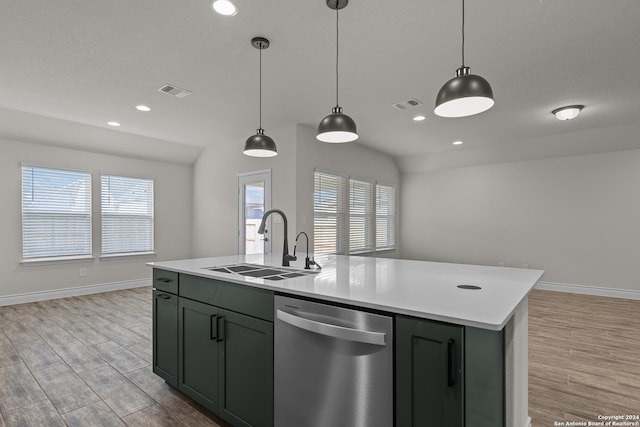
[203, 263, 320, 281]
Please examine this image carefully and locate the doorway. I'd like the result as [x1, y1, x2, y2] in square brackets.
[238, 170, 271, 255]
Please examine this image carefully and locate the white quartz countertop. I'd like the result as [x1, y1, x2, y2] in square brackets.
[148, 254, 544, 331]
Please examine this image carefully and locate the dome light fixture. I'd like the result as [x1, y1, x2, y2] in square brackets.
[453, 140, 463, 145]
[135, 105, 151, 112]
[107, 121, 120, 127]
[552, 105, 583, 121]
[211, 0, 237, 16]
[434, 0, 494, 118]
[243, 37, 277, 158]
[413, 114, 427, 122]
[317, 0, 358, 143]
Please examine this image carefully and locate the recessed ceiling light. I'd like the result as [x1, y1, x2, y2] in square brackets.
[552, 105, 584, 120]
[136, 105, 151, 112]
[107, 121, 121, 127]
[212, 0, 238, 16]
[413, 115, 426, 121]
[453, 140, 463, 145]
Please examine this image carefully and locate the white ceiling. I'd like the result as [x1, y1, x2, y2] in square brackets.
[1, 0, 639, 166]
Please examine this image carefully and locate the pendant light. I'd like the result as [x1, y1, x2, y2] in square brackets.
[434, 0, 494, 118]
[317, 0, 358, 143]
[244, 37, 277, 157]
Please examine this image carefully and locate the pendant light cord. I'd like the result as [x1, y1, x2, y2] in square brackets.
[335, 6, 339, 107]
[461, 0, 465, 67]
[259, 46, 262, 129]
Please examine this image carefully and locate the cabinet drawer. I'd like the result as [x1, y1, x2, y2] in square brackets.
[153, 269, 178, 294]
[180, 274, 274, 322]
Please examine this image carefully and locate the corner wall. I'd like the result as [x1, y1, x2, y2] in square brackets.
[400, 148, 640, 292]
[0, 139, 193, 299]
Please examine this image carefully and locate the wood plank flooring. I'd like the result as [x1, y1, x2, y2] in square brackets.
[528, 289, 640, 426]
[0, 288, 229, 427]
[1, 287, 638, 426]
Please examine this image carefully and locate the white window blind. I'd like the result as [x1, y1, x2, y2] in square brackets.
[376, 184, 396, 250]
[349, 179, 374, 254]
[313, 171, 347, 255]
[21, 166, 92, 259]
[101, 175, 154, 255]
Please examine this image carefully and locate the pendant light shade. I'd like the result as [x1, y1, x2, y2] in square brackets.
[244, 37, 277, 157]
[434, 0, 494, 118]
[317, 0, 358, 143]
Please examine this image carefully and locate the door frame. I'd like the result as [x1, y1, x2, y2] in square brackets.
[237, 169, 272, 255]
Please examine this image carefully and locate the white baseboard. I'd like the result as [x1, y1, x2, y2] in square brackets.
[0, 279, 151, 307]
[525, 415, 532, 427]
[536, 281, 640, 300]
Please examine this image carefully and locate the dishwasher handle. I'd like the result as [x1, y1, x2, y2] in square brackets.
[276, 309, 386, 346]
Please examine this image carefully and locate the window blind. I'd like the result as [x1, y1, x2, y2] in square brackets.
[101, 175, 154, 255]
[376, 184, 396, 250]
[349, 179, 374, 254]
[313, 171, 347, 255]
[21, 166, 92, 259]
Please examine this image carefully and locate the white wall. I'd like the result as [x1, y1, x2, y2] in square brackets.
[295, 124, 401, 256]
[192, 124, 401, 259]
[0, 139, 193, 298]
[400, 149, 640, 291]
[192, 125, 298, 257]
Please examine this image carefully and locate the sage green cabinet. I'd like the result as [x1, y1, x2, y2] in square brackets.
[218, 308, 273, 427]
[178, 297, 220, 410]
[396, 315, 464, 427]
[152, 290, 178, 387]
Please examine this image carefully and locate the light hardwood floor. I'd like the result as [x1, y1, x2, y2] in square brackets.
[1, 287, 638, 426]
[0, 287, 229, 427]
[528, 289, 640, 426]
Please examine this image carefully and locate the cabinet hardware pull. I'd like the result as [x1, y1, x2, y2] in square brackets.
[156, 277, 173, 283]
[447, 339, 456, 387]
[217, 316, 225, 342]
[158, 294, 171, 300]
[210, 315, 217, 340]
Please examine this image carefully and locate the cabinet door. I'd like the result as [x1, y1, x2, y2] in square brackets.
[217, 309, 274, 427]
[178, 298, 219, 412]
[396, 316, 464, 427]
[153, 290, 178, 387]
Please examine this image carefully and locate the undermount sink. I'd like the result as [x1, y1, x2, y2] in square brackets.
[203, 263, 320, 281]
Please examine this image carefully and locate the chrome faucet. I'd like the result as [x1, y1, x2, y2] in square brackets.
[258, 209, 296, 267]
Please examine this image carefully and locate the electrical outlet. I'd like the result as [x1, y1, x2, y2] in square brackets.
[301, 215, 306, 224]
[522, 264, 529, 269]
[498, 262, 505, 267]
[274, 216, 282, 224]
[80, 268, 87, 277]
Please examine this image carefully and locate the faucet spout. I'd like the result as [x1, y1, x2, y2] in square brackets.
[258, 209, 296, 267]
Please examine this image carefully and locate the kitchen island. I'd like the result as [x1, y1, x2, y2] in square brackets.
[149, 254, 543, 427]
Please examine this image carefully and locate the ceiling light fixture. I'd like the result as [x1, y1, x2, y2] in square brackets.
[107, 121, 120, 127]
[453, 140, 463, 145]
[211, 0, 237, 16]
[552, 105, 583, 121]
[243, 37, 277, 158]
[413, 115, 427, 121]
[434, 0, 494, 118]
[317, 0, 358, 143]
[136, 105, 151, 112]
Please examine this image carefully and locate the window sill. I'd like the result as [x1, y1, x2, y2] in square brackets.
[99, 252, 156, 260]
[21, 255, 95, 265]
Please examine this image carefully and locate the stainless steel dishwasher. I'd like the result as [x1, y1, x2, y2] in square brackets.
[274, 295, 393, 427]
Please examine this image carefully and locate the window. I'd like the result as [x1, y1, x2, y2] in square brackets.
[21, 166, 92, 260]
[313, 171, 347, 255]
[313, 170, 396, 255]
[376, 184, 396, 250]
[101, 175, 154, 255]
[349, 179, 374, 254]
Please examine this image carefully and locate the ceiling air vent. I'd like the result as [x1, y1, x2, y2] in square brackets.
[392, 98, 423, 110]
[157, 84, 192, 98]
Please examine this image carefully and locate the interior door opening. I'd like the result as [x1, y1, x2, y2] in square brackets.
[238, 170, 271, 255]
